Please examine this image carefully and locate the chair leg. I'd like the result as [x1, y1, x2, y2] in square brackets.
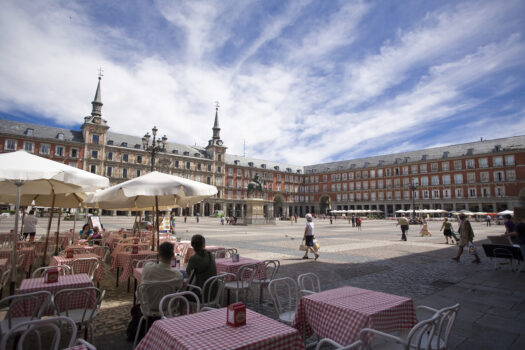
[133, 316, 145, 349]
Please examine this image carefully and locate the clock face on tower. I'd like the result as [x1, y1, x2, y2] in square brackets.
[217, 140, 223, 146]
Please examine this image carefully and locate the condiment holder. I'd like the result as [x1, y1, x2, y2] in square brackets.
[231, 253, 240, 262]
[227, 302, 246, 327]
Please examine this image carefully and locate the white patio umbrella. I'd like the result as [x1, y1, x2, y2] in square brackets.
[497, 210, 514, 216]
[83, 171, 217, 252]
[0, 150, 109, 293]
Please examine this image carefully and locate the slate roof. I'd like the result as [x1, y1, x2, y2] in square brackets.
[304, 135, 525, 173]
[0, 119, 83, 143]
[225, 154, 303, 173]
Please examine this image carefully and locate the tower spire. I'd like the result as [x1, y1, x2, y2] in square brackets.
[212, 101, 220, 140]
[91, 69, 103, 117]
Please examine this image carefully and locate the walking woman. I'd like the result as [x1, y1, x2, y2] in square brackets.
[302, 213, 319, 260]
[440, 218, 455, 244]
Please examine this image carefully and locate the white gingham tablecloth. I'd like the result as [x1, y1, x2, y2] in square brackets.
[50, 253, 104, 282]
[112, 250, 158, 282]
[136, 307, 305, 350]
[215, 257, 266, 282]
[11, 274, 94, 317]
[0, 247, 37, 272]
[292, 286, 417, 346]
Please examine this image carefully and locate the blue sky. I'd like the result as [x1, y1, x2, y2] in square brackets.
[0, 0, 524, 165]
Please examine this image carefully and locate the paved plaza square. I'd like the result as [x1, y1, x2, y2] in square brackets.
[2, 216, 523, 349]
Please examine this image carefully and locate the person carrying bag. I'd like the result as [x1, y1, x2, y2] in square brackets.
[301, 213, 319, 260]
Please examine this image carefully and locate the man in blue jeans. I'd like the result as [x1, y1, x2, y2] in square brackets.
[396, 216, 409, 241]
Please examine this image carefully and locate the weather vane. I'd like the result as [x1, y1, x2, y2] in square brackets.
[98, 67, 104, 80]
[215, 101, 220, 109]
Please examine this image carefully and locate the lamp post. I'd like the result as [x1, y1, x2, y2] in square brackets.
[142, 126, 167, 171]
[408, 179, 418, 219]
[141, 126, 167, 252]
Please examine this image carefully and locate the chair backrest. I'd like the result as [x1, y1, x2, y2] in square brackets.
[137, 279, 181, 317]
[434, 303, 460, 349]
[267, 277, 299, 322]
[159, 291, 200, 318]
[0, 291, 53, 329]
[0, 316, 77, 350]
[124, 244, 149, 252]
[212, 249, 230, 259]
[92, 245, 110, 261]
[1, 268, 11, 290]
[75, 338, 97, 350]
[32, 265, 71, 278]
[261, 259, 280, 282]
[316, 339, 364, 350]
[407, 313, 440, 350]
[54, 287, 103, 324]
[236, 264, 258, 287]
[201, 273, 228, 307]
[297, 272, 321, 294]
[16, 253, 26, 269]
[134, 258, 158, 268]
[69, 257, 100, 280]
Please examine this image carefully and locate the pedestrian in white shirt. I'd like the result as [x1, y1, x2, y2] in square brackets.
[22, 209, 38, 241]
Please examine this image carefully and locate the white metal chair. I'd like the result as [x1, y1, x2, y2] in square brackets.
[133, 278, 181, 348]
[0, 316, 77, 350]
[224, 264, 258, 304]
[53, 287, 105, 344]
[159, 291, 200, 318]
[199, 273, 228, 309]
[124, 244, 149, 252]
[315, 338, 364, 350]
[297, 272, 321, 295]
[16, 253, 26, 272]
[0, 268, 11, 298]
[31, 265, 71, 278]
[267, 277, 300, 325]
[76, 338, 97, 350]
[92, 245, 110, 263]
[415, 303, 460, 350]
[253, 259, 280, 304]
[69, 257, 100, 281]
[0, 291, 53, 337]
[359, 313, 440, 350]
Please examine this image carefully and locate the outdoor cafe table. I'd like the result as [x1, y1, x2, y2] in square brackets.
[292, 286, 418, 346]
[49, 253, 104, 282]
[11, 273, 94, 317]
[112, 250, 158, 287]
[132, 266, 187, 304]
[215, 257, 266, 281]
[136, 307, 305, 350]
[0, 247, 37, 273]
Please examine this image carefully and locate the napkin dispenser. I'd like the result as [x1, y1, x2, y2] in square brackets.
[231, 253, 239, 262]
[227, 302, 246, 327]
[132, 245, 139, 254]
[44, 268, 59, 283]
[133, 238, 139, 244]
[66, 249, 74, 258]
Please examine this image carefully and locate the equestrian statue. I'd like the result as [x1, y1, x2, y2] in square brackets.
[247, 174, 264, 198]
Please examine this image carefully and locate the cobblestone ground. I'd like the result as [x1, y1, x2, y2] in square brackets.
[1, 216, 522, 349]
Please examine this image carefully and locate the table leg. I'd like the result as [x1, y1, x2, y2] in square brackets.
[116, 267, 119, 288]
[127, 277, 130, 293]
[133, 278, 137, 305]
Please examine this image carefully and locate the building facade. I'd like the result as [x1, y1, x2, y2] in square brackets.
[1, 78, 524, 217]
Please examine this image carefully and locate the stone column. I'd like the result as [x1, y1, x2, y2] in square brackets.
[241, 205, 244, 218]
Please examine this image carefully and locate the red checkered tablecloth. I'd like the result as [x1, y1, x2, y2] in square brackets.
[11, 274, 94, 317]
[136, 307, 305, 350]
[292, 286, 417, 346]
[63, 346, 88, 350]
[0, 247, 37, 272]
[112, 250, 158, 282]
[215, 257, 266, 282]
[50, 253, 104, 282]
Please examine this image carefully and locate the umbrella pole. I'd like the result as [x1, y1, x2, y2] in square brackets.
[155, 196, 160, 254]
[133, 211, 138, 236]
[54, 208, 62, 255]
[72, 205, 79, 243]
[138, 211, 143, 240]
[42, 192, 56, 265]
[10, 181, 23, 295]
[19, 208, 26, 237]
[151, 206, 155, 251]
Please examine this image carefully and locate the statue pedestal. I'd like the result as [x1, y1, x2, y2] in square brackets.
[245, 198, 271, 225]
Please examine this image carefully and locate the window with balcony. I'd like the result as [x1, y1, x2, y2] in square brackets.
[482, 187, 490, 197]
[467, 172, 476, 183]
[468, 188, 477, 198]
[411, 165, 418, 174]
[493, 156, 503, 167]
[441, 162, 450, 171]
[402, 166, 409, 175]
[122, 168, 128, 178]
[431, 163, 438, 172]
[186, 162, 191, 169]
[442, 175, 451, 185]
[479, 158, 488, 168]
[356, 182, 361, 190]
[443, 189, 451, 198]
[91, 150, 98, 159]
[23, 141, 33, 152]
[480, 172, 489, 182]
[92, 134, 100, 144]
[506, 170, 516, 181]
[505, 155, 515, 166]
[106, 152, 113, 161]
[494, 171, 504, 182]
[422, 190, 429, 199]
[40, 144, 50, 155]
[466, 159, 475, 169]
[420, 164, 427, 173]
[106, 167, 112, 177]
[5, 139, 17, 150]
[420, 177, 428, 186]
[404, 190, 410, 199]
[174, 160, 179, 168]
[453, 160, 462, 170]
[495, 187, 505, 197]
[394, 179, 400, 187]
[136, 169, 141, 177]
[455, 188, 463, 198]
[55, 146, 64, 157]
[122, 154, 129, 162]
[70, 148, 78, 158]
[454, 174, 463, 184]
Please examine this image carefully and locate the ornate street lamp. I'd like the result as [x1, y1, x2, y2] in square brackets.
[142, 126, 168, 172]
[408, 178, 419, 219]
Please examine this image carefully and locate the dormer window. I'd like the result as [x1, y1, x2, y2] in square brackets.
[274, 166, 280, 171]
[261, 164, 266, 169]
[134, 144, 141, 149]
[172, 150, 178, 154]
[183, 151, 190, 156]
[194, 153, 200, 157]
[248, 162, 254, 167]
[107, 140, 114, 145]
[121, 142, 128, 147]
[26, 128, 34, 136]
[57, 133, 64, 140]
[287, 168, 292, 173]
[297, 170, 302, 174]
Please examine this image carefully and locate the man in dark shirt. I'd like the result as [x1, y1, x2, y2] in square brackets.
[508, 216, 525, 261]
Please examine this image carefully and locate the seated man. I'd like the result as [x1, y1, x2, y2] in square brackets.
[142, 242, 183, 288]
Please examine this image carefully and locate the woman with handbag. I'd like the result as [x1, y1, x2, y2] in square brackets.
[452, 214, 481, 263]
[302, 213, 319, 260]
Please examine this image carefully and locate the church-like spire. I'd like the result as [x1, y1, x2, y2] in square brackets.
[91, 70, 103, 117]
[212, 101, 221, 140]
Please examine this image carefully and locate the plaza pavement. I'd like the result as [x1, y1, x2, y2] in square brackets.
[1, 216, 524, 349]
